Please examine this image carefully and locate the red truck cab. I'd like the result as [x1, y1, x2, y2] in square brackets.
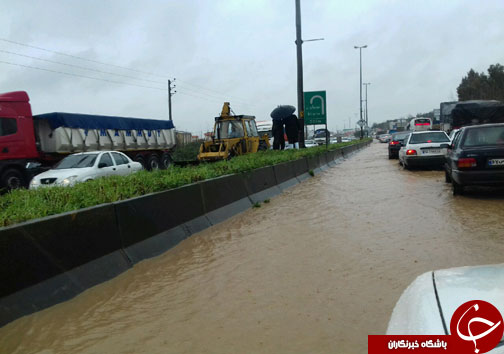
[0, 91, 39, 189]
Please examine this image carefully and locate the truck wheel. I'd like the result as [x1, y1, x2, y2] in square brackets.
[160, 153, 172, 169]
[147, 154, 160, 171]
[1, 169, 25, 191]
[134, 155, 146, 170]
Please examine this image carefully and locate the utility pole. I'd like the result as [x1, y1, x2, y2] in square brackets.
[295, 0, 305, 147]
[363, 82, 371, 137]
[168, 79, 176, 121]
[354, 45, 367, 139]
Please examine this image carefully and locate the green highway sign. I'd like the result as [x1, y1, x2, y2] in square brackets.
[304, 91, 327, 125]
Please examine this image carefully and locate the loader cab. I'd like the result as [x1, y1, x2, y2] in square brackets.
[213, 115, 261, 153]
[198, 103, 269, 161]
[216, 119, 245, 139]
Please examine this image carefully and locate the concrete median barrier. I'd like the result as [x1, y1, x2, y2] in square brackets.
[273, 161, 297, 184]
[242, 166, 282, 203]
[0, 204, 129, 327]
[200, 174, 251, 225]
[306, 156, 320, 173]
[273, 161, 299, 191]
[293, 158, 311, 182]
[319, 153, 329, 171]
[115, 183, 205, 263]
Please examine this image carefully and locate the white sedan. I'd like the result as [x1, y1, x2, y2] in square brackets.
[304, 139, 318, 148]
[30, 151, 143, 189]
[398, 131, 450, 169]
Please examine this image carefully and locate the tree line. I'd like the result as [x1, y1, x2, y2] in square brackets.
[457, 63, 504, 101]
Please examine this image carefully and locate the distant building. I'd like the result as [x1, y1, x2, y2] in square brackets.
[175, 131, 192, 146]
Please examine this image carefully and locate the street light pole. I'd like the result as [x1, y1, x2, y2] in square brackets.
[363, 82, 371, 136]
[168, 78, 176, 122]
[295, 0, 305, 147]
[295, 0, 324, 147]
[354, 45, 367, 139]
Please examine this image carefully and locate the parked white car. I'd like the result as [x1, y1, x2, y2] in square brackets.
[30, 151, 143, 189]
[387, 264, 504, 353]
[398, 131, 451, 169]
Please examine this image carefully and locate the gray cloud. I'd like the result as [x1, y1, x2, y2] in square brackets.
[1, 0, 503, 133]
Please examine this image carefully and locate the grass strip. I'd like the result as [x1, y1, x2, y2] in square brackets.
[0, 139, 370, 227]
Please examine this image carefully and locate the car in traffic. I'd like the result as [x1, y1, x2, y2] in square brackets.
[29, 151, 143, 189]
[448, 128, 460, 142]
[444, 123, 504, 195]
[304, 139, 318, 148]
[379, 134, 391, 143]
[387, 264, 504, 353]
[399, 131, 450, 169]
[398, 131, 450, 169]
[388, 132, 410, 159]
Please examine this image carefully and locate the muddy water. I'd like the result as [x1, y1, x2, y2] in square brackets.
[2, 142, 504, 354]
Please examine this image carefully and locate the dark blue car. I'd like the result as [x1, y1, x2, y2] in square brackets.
[445, 123, 504, 195]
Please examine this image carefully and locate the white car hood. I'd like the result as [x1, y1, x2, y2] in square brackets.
[34, 168, 94, 181]
[435, 264, 504, 337]
[388, 264, 504, 335]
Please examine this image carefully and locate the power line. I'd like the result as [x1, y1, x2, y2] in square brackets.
[177, 79, 256, 104]
[0, 49, 167, 85]
[177, 84, 257, 107]
[0, 60, 167, 91]
[0, 59, 259, 111]
[0, 37, 257, 106]
[0, 37, 165, 78]
[0, 46, 257, 105]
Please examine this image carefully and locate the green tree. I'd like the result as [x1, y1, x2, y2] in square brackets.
[487, 64, 504, 101]
[457, 64, 504, 101]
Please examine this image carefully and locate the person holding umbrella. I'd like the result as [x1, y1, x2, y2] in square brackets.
[283, 113, 300, 149]
[271, 105, 298, 150]
[271, 118, 285, 150]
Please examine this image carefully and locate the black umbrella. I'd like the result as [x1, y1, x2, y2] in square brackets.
[270, 105, 296, 120]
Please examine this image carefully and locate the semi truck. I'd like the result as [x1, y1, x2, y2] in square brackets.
[0, 91, 176, 191]
[450, 101, 504, 129]
[440, 100, 501, 131]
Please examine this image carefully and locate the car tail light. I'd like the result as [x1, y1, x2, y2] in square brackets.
[389, 141, 400, 145]
[457, 158, 477, 168]
[415, 123, 430, 126]
[406, 149, 417, 156]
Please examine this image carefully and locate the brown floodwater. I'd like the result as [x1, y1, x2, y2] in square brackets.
[2, 141, 504, 353]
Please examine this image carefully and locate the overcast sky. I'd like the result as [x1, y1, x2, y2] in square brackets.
[1, 0, 503, 134]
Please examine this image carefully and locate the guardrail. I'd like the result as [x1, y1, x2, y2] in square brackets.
[0, 140, 371, 327]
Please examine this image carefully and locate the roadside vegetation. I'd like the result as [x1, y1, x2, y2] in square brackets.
[171, 141, 201, 161]
[0, 139, 370, 227]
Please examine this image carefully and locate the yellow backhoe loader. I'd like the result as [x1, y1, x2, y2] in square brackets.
[198, 103, 270, 161]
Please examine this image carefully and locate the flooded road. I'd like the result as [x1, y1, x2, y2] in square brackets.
[2, 141, 504, 353]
